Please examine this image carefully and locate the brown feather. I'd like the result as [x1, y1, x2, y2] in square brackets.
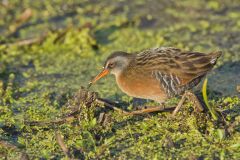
[135, 47, 222, 87]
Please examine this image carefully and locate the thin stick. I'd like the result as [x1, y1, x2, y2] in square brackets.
[6, 35, 47, 47]
[56, 132, 72, 159]
[96, 98, 129, 114]
[6, 8, 32, 38]
[3, 22, 92, 47]
[126, 106, 175, 115]
[27, 95, 175, 127]
[25, 114, 76, 126]
[96, 98, 174, 115]
[0, 140, 29, 160]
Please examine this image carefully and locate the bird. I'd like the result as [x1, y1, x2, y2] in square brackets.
[89, 47, 222, 115]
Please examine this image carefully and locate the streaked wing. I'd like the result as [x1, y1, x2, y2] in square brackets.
[135, 47, 221, 96]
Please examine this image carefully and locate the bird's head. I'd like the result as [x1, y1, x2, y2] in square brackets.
[89, 51, 132, 86]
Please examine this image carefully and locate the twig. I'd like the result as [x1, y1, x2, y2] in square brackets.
[7, 8, 32, 37]
[55, 132, 72, 159]
[96, 98, 129, 114]
[5, 34, 47, 47]
[96, 98, 174, 115]
[25, 114, 76, 126]
[26, 88, 174, 127]
[2, 22, 92, 47]
[125, 106, 175, 115]
[0, 140, 29, 160]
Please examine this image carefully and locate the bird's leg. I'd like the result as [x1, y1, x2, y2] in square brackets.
[127, 104, 175, 115]
[186, 91, 204, 112]
[96, 98, 175, 115]
[127, 102, 176, 115]
[172, 91, 204, 116]
[96, 98, 129, 114]
[172, 93, 187, 116]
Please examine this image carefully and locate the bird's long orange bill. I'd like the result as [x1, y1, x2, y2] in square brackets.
[88, 69, 109, 88]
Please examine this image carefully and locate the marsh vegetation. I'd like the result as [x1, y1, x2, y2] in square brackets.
[0, 0, 239, 159]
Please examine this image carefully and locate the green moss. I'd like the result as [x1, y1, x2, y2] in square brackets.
[0, 0, 240, 159]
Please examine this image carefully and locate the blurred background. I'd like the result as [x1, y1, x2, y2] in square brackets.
[0, 0, 239, 159]
[0, 0, 239, 97]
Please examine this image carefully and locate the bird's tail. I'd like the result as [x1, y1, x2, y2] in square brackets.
[209, 51, 222, 65]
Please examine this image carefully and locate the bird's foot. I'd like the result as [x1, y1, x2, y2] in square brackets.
[172, 91, 204, 116]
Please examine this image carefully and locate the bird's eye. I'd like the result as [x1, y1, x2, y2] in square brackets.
[108, 63, 115, 69]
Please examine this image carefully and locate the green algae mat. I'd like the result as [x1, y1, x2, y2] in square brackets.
[0, 0, 240, 159]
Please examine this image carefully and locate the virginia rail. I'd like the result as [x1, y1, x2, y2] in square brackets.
[90, 47, 222, 115]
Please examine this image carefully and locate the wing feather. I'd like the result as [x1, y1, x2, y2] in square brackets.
[136, 47, 222, 87]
